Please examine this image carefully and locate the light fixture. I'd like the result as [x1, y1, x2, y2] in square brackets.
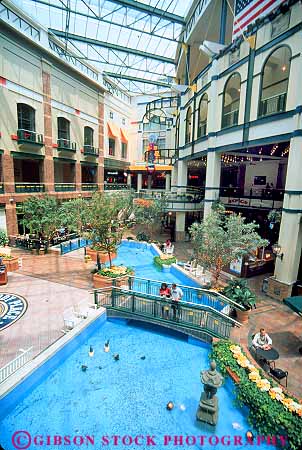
[272, 243, 284, 260]
[281, 65, 287, 72]
[9, 198, 14, 203]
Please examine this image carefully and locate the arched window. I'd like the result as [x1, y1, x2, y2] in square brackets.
[259, 46, 291, 117]
[17, 104, 35, 131]
[84, 126, 94, 147]
[57, 117, 70, 142]
[197, 93, 208, 138]
[185, 106, 192, 144]
[222, 73, 241, 129]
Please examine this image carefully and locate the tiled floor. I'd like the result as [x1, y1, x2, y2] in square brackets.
[1, 245, 301, 399]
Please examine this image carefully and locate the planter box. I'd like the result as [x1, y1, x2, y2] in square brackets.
[236, 308, 249, 324]
[93, 273, 129, 289]
[3, 257, 19, 272]
[86, 247, 116, 264]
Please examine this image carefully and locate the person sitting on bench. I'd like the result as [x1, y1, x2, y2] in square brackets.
[252, 328, 272, 350]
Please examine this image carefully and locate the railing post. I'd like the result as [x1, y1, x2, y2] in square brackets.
[132, 293, 135, 312]
[94, 290, 98, 307]
[112, 287, 116, 307]
[147, 279, 151, 295]
[60, 243, 63, 255]
[69, 240, 72, 252]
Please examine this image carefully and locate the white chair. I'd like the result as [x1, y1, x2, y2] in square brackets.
[73, 301, 90, 319]
[63, 308, 82, 330]
[165, 245, 174, 255]
[195, 265, 204, 278]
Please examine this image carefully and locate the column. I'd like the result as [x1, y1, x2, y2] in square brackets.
[204, 151, 221, 218]
[177, 160, 188, 193]
[137, 173, 142, 192]
[2, 150, 15, 193]
[127, 173, 131, 187]
[75, 163, 81, 191]
[147, 174, 152, 190]
[42, 64, 54, 192]
[98, 96, 105, 191]
[268, 135, 302, 300]
[5, 203, 18, 237]
[165, 172, 171, 191]
[175, 211, 186, 241]
[171, 163, 178, 192]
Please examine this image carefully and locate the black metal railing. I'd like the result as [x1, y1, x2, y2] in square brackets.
[104, 184, 131, 191]
[57, 139, 77, 152]
[81, 183, 98, 191]
[15, 182, 45, 193]
[54, 183, 76, 192]
[258, 92, 287, 118]
[126, 276, 244, 312]
[138, 188, 205, 205]
[219, 186, 284, 209]
[94, 287, 240, 340]
[221, 109, 239, 129]
[83, 145, 99, 156]
[17, 129, 44, 145]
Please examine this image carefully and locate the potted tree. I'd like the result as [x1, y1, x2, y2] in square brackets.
[222, 279, 256, 323]
[84, 192, 135, 288]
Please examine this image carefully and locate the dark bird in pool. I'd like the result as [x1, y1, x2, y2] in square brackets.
[113, 353, 120, 361]
[98, 366, 102, 370]
[81, 365, 88, 372]
[140, 356, 146, 360]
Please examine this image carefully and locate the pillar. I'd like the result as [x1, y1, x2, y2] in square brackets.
[75, 162, 81, 191]
[204, 151, 221, 218]
[137, 173, 142, 192]
[2, 150, 15, 193]
[98, 96, 105, 191]
[177, 160, 188, 193]
[165, 172, 171, 191]
[171, 163, 178, 192]
[42, 65, 54, 192]
[175, 211, 186, 241]
[147, 174, 152, 190]
[5, 203, 18, 237]
[127, 173, 131, 187]
[267, 135, 302, 300]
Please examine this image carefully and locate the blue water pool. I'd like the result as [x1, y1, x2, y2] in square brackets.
[0, 319, 274, 450]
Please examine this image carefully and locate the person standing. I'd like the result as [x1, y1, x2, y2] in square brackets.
[171, 283, 183, 321]
[159, 283, 171, 319]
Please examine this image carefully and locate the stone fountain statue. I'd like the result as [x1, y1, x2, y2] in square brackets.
[196, 360, 224, 426]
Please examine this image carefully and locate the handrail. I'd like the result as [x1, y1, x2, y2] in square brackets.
[127, 275, 245, 311]
[0, 347, 33, 384]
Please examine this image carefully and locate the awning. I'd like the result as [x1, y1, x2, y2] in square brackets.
[107, 121, 119, 138]
[120, 128, 128, 143]
[284, 296, 302, 316]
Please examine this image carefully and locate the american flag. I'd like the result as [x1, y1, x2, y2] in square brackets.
[233, 0, 286, 40]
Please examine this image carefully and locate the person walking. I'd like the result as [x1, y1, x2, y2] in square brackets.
[171, 283, 183, 321]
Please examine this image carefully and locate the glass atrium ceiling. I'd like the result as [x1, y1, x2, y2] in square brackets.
[11, 0, 193, 95]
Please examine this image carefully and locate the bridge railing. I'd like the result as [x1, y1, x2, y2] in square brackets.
[0, 347, 33, 384]
[125, 276, 246, 312]
[94, 287, 240, 339]
[60, 237, 91, 255]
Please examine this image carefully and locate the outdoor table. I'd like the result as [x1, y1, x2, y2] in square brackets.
[256, 347, 279, 367]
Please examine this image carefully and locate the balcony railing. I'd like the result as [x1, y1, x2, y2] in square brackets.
[145, 148, 176, 166]
[258, 92, 287, 118]
[57, 139, 77, 152]
[17, 129, 44, 146]
[0, 183, 4, 194]
[54, 183, 76, 192]
[104, 183, 130, 191]
[81, 183, 98, 191]
[219, 186, 284, 209]
[221, 109, 239, 129]
[137, 188, 205, 211]
[15, 183, 45, 193]
[83, 145, 99, 156]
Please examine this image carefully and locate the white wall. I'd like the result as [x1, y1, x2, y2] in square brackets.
[244, 160, 280, 194]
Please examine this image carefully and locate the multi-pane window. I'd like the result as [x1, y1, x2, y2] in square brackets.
[222, 73, 241, 129]
[109, 138, 115, 156]
[121, 142, 127, 159]
[57, 117, 70, 141]
[17, 104, 35, 131]
[185, 107, 192, 144]
[84, 126, 94, 146]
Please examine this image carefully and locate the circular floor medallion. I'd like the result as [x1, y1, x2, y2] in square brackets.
[0, 293, 28, 331]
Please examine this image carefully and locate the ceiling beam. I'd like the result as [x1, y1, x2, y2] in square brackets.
[103, 72, 171, 87]
[49, 29, 176, 65]
[30, 0, 182, 43]
[106, 0, 185, 25]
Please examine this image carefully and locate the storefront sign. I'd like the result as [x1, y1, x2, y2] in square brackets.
[0, 293, 28, 331]
[107, 171, 118, 175]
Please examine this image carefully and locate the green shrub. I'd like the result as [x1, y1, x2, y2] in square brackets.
[136, 232, 150, 242]
[223, 279, 256, 311]
[153, 255, 176, 267]
[0, 230, 9, 247]
[211, 340, 302, 450]
[97, 266, 133, 278]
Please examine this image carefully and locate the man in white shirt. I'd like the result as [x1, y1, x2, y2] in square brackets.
[171, 284, 183, 321]
[252, 328, 272, 350]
